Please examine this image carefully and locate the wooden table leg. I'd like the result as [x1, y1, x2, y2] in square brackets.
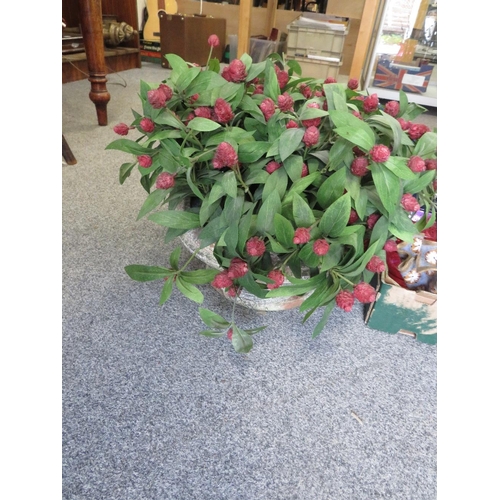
[78, 0, 110, 126]
[62, 135, 77, 165]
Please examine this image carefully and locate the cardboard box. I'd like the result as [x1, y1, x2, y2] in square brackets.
[373, 57, 434, 94]
[364, 273, 437, 344]
[158, 13, 226, 68]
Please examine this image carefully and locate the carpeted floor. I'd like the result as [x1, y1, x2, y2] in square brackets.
[62, 62, 437, 500]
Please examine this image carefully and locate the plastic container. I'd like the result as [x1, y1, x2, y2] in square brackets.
[287, 56, 343, 80]
[229, 35, 286, 62]
[286, 19, 349, 60]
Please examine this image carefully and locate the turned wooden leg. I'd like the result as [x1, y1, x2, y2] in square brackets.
[78, 0, 110, 126]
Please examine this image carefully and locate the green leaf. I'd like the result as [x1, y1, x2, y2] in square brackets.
[199, 307, 231, 328]
[388, 207, 420, 242]
[371, 163, 401, 215]
[237, 204, 255, 254]
[125, 265, 170, 282]
[119, 162, 135, 184]
[165, 53, 189, 81]
[169, 247, 182, 269]
[256, 190, 282, 235]
[159, 277, 174, 305]
[232, 325, 254, 353]
[237, 141, 269, 163]
[136, 188, 168, 220]
[292, 192, 316, 227]
[199, 329, 226, 338]
[330, 110, 376, 150]
[274, 213, 295, 247]
[262, 167, 288, 201]
[299, 107, 329, 121]
[283, 155, 305, 182]
[318, 193, 351, 237]
[317, 167, 346, 208]
[323, 83, 348, 112]
[246, 60, 267, 82]
[221, 170, 238, 198]
[366, 112, 404, 153]
[384, 156, 416, 180]
[175, 66, 201, 92]
[148, 210, 201, 229]
[175, 276, 204, 304]
[187, 117, 222, 132]
[180, 269, 220, 285]
[311, 301, 335, 339]
[264, 58, 280, 102]
[106, 139, 151, 155]
[403, 170, 436, 194]
[279, 128, 305, 162]
[298, 242, 320, 268]
[413, 132, 437, 157]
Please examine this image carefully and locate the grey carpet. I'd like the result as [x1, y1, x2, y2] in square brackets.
[62, 62, 437, 500]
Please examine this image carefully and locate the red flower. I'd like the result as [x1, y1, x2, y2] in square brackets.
[286, 120, 299, 129]
[324, 76, 337, 84]
[221, 59, 247, 83]
[299, 84, 312, 98]
[147, 88, 167, 108]
[140, 118, 155, 133]
[303, 126, 319, 147]
[275, 66, 289, 89]
[246, 236, 266, 257]
[353, 282, 376, 303]
[385, 241, 399, 254]
[348, 209, 359, 225]
[277, 92, 294, 112]
[227, 328, 233, 340]
[194, 107, 213, 119]
[267, 269, 285, 290]
[366, 213, 380, 229]
[265, 161, 281, 174]
[213, 98, 234, 124]
[350, 157, 369, 176]
[156, 172, 175, 189]
[384, 100, 400, 117]
[227, 258, 248, 279]
[137, 155, 153, 168]
[208, 34, 220, 47]
[113, 122, 131, 135]
[425, 159, 437, 170]
[158, 84, 173, 101]
[347, 78, 359, 90]
[260, 98, 276, 121]
[336, 290, 355, 312]
[189, 94, 199, 104]
[212, 270, 233, 289]
[369, 144, 391, 163]
[352, 110, 363, 120]
[302, 102, 321, 128]
[397, 118, 410, 130]
[401, 193, 420, 212]
[252, 84, 264, 95]
[313, 239, 330, 256]
[301, 163, 309, 177]
[363, 94, 379, 113]
[366, 255, 386, 273]
[408, 123, 430, 141]
[213, 142, 238, 169]
[353, 146, 366, 157]
[293, 227, 311, 244]
[408, 155, 426, 173]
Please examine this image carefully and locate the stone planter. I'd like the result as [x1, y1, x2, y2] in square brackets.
[178, 228, 311, 312]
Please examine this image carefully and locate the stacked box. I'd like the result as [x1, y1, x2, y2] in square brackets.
[140, 40, 162, 64]
[286, 14, 349, 80]
[364, 273, 437, 345]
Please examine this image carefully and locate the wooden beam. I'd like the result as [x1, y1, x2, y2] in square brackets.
[349, 0, 380, 81]
[265, 0, 279, 39]
[237, 0, 252, 57]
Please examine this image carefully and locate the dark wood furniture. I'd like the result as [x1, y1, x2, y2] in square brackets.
[62, 0, 141, 125]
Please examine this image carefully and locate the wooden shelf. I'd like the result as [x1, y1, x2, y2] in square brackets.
[62, 47, 141, 83]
